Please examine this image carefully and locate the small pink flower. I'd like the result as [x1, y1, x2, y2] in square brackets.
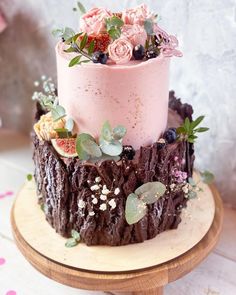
[108, 37, 133, 64]
[121, 24, 147, 47]
[122, 4, 153, 25]
[154, 24, 182, 57]
[80, 7, 112, 35]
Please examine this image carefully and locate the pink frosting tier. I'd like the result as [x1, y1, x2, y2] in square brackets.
[56, 41, 170, 149]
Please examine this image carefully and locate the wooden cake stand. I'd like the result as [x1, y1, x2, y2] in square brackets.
[11, 175, 223, 295]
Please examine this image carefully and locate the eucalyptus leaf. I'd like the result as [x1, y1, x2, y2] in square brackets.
[69, 55, 82, 67]
[65, 118, 74, 132]
[108, 28, 121, 40]
[76, 133, 96, 160]
[65, 238, 78, 248]
[113, 125, 127, 140]
[200, 170, 214, 184]
[77, 1, 86, 14]
[125, 193, 147, 225]
[135, 182, 166, 204]
[101, 121, 113, 141]
[188, 177, 196, 187]
[64, 47, 77, 53]
[51, 105, 66, 121]
[81, 139, 102, 158]
[144, 19, 154, 35]
[100, 139, 123, 156]
[71, 229, 80, 241]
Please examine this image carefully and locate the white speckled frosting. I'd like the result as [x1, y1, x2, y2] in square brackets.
[56, 41, 170, 149]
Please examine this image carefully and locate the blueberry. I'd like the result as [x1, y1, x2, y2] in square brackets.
[133, 44, 145, 60]
[92, 51, 108, 64]
[164, 128, 177, 144]
[121, 145, 135, 160]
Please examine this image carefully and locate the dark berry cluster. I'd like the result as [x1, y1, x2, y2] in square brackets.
[164, 128, 177, 144]
[92, 51, 108, 64]
[121, 145, 136, 160]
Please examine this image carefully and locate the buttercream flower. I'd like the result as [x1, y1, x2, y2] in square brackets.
[108, 37, 133, 64]
[34, 112, 65, 141]
[121, 24, 147, 47]
[80, 7, 112, 35]
[153, 24, 183, 57]
[122, 4, 153, 25]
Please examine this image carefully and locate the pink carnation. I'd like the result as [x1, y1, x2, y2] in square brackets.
[122, 4, 153, 25]
[108, 37, 133, 65]
[80, 7, 112, 35]
[121, 24, 147, 47]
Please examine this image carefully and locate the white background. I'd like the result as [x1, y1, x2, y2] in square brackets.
[0, 0, 236, 205]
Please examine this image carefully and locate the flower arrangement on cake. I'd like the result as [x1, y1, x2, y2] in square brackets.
[31, 3, 213, 247]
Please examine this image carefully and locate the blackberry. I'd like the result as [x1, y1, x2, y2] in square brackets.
[133, 44, 145, 60]
[121, 145, 135, 160]
[164, 128, 177, 144]
[92, 51, 108, 64]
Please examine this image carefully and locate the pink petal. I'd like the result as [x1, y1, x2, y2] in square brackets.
[5, 291, 17, 295]
[0, 257, 6, 265]
[5, 191, 14, 196]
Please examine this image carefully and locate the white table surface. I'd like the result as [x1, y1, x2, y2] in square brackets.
[0, 130, 236, 295]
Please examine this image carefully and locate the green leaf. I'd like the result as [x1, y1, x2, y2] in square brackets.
[65, 238, 78, 248]
[79, 60, 91, 64]
[51, 105, 66, 121]
[88, 40, 95, 55]
[100, 139, 123, 156]
[80, 33, 88, 50]
[113, 125, 127, 140]
[40, 203, 45, 212]
[69, 55, 82, 67]
[125, 193, 147, 225]
[144, 19, 154, 35]
[184, 117, 191, 133]
[27, 174, 33, 181]
[81, 139, 102, 158]
[176, 126, 186, 135]
[64, 47, 77, 53]
[54, 128, 72, 138]
[188, 177, 196, 187]
[190, 116, 205, 129]
[101, 121, 113, 141]
[77, 1, 86, 14]
[64, 33, 82, 45]
[188, 190, 197, 199]
[200, 170, 214, 184]
[76, 133, 96, 160]
[65, 118, 74, 132]
[194, 127, 209, 133]
[134, 182, 166, 204]
[52, 28, 64, 38]
[108, 28, 121, 40]
[109, 16, 124, 27]
[71, 229, 80, 241]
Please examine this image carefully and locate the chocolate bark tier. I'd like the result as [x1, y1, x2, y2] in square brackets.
[32, 92, 194, 246]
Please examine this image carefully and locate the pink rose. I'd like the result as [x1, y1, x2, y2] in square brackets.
[122, 4, 153, 25]
[80, 7, 112, 35]
[121, 24, 147, 47]
[108, 38, 133, 64]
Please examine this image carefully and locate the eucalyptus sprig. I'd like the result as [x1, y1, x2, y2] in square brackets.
[65, 229, 81, 248]
[105, 16, 124, 40]
[73, 1, 86, 14]
[76, 121, 127, 161]
[52, 27, 75, 42]
[125, 182, 166, 225]
[177, 116, 209, 143]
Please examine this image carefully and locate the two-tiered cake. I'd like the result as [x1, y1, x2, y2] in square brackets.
[32, 3, 208, 246]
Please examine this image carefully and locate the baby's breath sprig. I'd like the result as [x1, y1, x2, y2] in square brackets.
[32, 76, 66, 122]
